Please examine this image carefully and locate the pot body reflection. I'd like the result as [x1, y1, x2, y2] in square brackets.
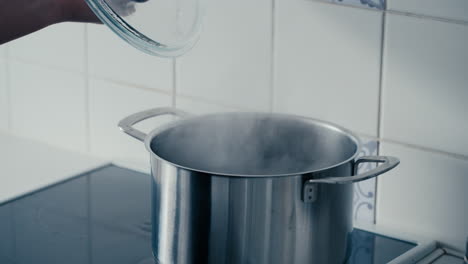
[151, 158, 353, 264]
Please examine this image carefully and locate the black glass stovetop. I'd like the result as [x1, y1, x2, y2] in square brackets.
[0, 165, 415, 264]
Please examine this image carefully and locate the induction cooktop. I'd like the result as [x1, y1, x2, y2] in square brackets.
[0, 165, 417, 264]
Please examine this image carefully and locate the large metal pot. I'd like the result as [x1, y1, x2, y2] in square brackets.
[119, 107, 399, 264]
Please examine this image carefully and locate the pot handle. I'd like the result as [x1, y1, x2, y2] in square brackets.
[118, 107, 189, 142]
[303, 156, 399, 202]
[309, 156, 399, 184]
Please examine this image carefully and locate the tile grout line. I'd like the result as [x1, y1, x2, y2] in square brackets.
[308, 0, 383, 13]
[358, 133, 468, 162]
[88, 75, 173, 96]
[309, 0, 468, 26]
[6, 56, 173, 101]
[376, 12, 386, 140]
[387, 9, 468, 26]
[378, 138, 468, 161]
[374, 10, 387, 225]
[268, 0, 276, 113]
[88, 70, 251, 112]
[84, 25, 91, 153]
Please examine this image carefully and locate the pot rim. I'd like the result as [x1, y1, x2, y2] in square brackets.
[143, 112, 362, 178]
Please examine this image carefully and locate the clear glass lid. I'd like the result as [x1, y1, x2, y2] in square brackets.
[85, 0, 205, 57]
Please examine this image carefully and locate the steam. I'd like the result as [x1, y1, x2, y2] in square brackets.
[150, 113, 353, 176]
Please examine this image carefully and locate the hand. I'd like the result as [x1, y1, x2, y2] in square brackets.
[0, 0, 100, 44]
[57, 0, 101, 23]
[61, 0, 148, 21]
[0, 0, 143, 45]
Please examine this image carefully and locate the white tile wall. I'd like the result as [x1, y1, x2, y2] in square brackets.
[9, 61, 87, 152]
[89, 79, 172, 169]
[378, 143, 468, 250]
[176, 0, 272, 111]
[274, 1, 382, 136]
[176, 96, 240, 115]
[87, 25, 173, 92]
[0, 45, 6, 58]
[387, 0, 468, 22]
[0, 60, 7, 131]
[382, 15, 468, 157]
[8, 23, 86, 72]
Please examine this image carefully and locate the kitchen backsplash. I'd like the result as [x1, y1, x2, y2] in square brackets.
[0, 0, 467, 250]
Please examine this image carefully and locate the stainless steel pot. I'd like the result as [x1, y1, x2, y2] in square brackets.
[119, 107, 400, 264]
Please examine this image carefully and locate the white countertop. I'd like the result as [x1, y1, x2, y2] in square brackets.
[0, 131, 108, 204]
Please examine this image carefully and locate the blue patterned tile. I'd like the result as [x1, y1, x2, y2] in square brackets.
[353, 139, 378, 223]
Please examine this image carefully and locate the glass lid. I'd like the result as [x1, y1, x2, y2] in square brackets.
[85, 0, 205, 57]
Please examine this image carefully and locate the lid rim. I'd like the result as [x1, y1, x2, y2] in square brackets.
[84, 0, 204, 57]
[143, 112, 362, 178]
